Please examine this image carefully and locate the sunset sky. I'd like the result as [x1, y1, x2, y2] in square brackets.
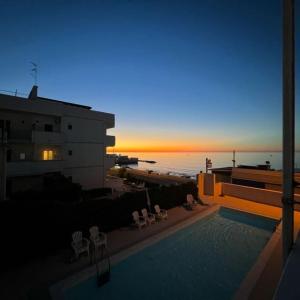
[0, 0, 299, 152]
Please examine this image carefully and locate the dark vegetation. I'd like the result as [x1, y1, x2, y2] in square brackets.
[0, 176, 197, 270]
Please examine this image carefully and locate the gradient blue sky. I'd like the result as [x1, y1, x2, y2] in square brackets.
[0, 0, 299, 151]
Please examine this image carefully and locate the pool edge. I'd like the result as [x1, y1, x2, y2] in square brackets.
[234, 221, 282, 300]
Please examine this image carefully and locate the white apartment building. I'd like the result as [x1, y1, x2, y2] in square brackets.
[0, 86, 115, 200]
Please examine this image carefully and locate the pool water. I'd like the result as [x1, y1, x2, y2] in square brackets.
[65, 207, 278, 300]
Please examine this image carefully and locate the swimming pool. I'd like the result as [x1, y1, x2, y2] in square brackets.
[60, 207, 278, 300]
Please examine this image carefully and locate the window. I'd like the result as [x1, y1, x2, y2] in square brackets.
[43, 150, 54, 160]
[44, 124, 53, 132]
[68, 124, 72, 130]
[68, 150, 72, 156]
[20, 153, 25, 160]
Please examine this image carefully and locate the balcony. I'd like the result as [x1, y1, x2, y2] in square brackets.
[8, 129, 32, 143]
[7, 160, 63, 177]
[105, 135, 115, 147]
[31, 130, 63, 145]
[6, 129, 63, 145]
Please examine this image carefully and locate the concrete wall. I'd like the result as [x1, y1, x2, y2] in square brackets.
[197, 173, 300, 211]
[62, 116, 105, 143]
[63, 166, 104, 190]
[198, 173, 216, 197]
[104, 154, 116, 172]
[221, 183, 300, 210]
[214, 182, 222, 196]
[198, 173, 205, 198]
[63, 143, 104, 168]
[204, 173, 214, 195]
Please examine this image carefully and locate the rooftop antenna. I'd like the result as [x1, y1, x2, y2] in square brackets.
[30, 62, 38, 85]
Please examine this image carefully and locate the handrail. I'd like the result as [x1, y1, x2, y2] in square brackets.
[91, 245, 111, 287]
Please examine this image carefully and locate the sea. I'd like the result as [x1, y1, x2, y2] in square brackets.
[117, 152, 300, 178]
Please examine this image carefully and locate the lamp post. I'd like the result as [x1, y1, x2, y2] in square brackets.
[232, 150, 236, 168]
[205, 158, 212, 173]
[282, 0, 295, 263]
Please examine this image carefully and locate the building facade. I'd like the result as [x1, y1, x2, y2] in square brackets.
[0, 86, 115, 200]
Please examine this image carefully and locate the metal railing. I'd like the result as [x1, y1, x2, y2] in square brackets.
[0, 89, 27, 97]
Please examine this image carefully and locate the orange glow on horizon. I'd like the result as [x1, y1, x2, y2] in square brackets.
[106, 132, 287, 153]
[107, 145, 283, 153]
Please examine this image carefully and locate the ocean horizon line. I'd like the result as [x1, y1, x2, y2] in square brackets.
[108, 150, 300, 153]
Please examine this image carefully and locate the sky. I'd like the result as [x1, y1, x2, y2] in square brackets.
[0, 0, 299, 152]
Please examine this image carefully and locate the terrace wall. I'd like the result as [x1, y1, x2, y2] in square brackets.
[198, 173, 300, 210]
[220, 183, 300, 210]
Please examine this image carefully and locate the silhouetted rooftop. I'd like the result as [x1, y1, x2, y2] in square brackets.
[37, 96, 92, 110]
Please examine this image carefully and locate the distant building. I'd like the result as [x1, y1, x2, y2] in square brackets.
[0, 86, 115, 200]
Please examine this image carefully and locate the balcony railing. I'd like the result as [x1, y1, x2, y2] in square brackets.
[7, 160, 63, 177]
[8, 129, 32, 142]
[31, 130, 63, 145]
[5, 129, 63, 145]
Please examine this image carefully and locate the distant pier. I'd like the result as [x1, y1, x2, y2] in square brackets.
[115, 155, 156, 165]
[138, 160, 156, 164]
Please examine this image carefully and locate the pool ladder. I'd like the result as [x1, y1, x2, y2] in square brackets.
[91, 245, 111, 287]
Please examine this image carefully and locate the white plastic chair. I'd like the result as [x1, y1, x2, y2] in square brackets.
[132, 211, 147, 230]
[89, 226, 107, 250]
[71, 231, 90, 259]
[154, 205, 168, 220]
[141, 208, 156, 225]
[186, 194, 197, 209]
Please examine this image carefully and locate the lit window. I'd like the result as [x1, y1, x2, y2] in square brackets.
[43, 150, 54, 160]
[20, 153, 25, 160]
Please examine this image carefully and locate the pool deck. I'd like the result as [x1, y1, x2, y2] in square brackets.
[0, 204, 209, 300]
[2, 194, 298, 300]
